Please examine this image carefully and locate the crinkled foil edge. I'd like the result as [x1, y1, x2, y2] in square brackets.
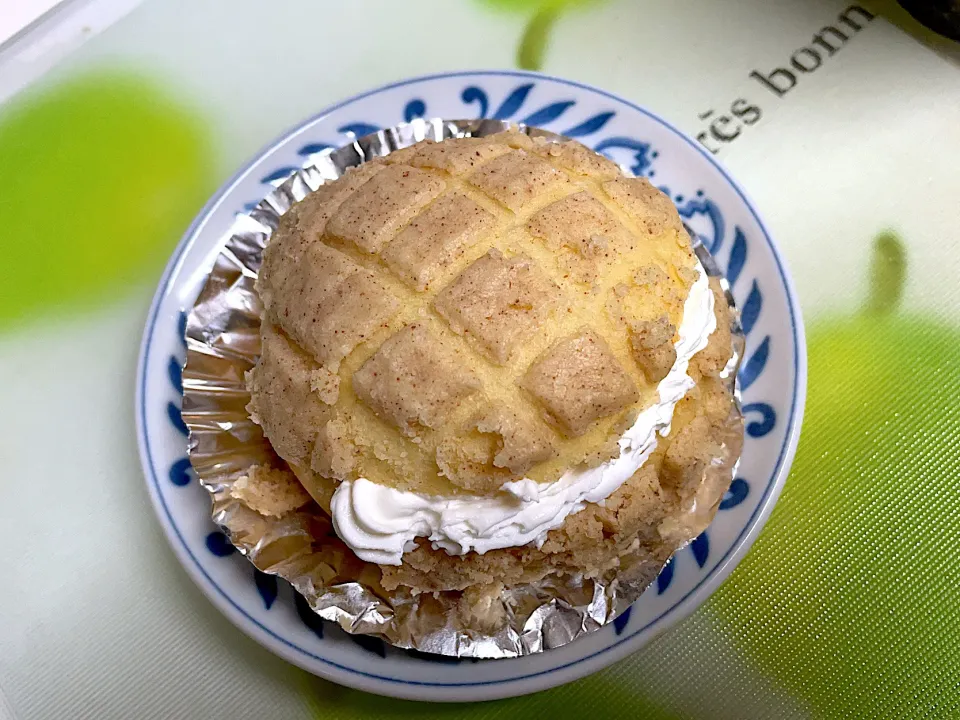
[182, 118, 745, 659]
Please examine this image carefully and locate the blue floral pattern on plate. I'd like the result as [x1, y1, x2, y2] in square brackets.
[138, 70, 805, 701]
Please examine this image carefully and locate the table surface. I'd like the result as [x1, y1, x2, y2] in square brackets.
[1, 1, 959, 718]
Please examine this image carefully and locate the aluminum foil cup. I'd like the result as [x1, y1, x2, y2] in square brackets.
[182, 118, 745, 659]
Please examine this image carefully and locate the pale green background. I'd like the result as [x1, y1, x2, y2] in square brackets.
[1, 1, 958, 718]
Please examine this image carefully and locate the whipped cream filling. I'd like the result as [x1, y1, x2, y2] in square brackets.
[331, 263, 717, 565]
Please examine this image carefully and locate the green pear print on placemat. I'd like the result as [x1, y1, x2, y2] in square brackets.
[0, 71, 214, 330]
[479, 0, 606, 70]
[711, 233, 960, 718]
[303, 669, 681, 719]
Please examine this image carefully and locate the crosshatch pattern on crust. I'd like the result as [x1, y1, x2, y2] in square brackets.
[249, 131, 709, 503]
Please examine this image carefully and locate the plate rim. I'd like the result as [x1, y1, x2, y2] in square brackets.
[134, 68, 807, 702]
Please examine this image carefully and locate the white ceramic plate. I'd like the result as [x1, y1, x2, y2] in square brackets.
[135, 70, 806, 702]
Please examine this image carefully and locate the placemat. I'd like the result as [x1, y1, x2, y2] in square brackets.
[1, 1, 958, 717]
